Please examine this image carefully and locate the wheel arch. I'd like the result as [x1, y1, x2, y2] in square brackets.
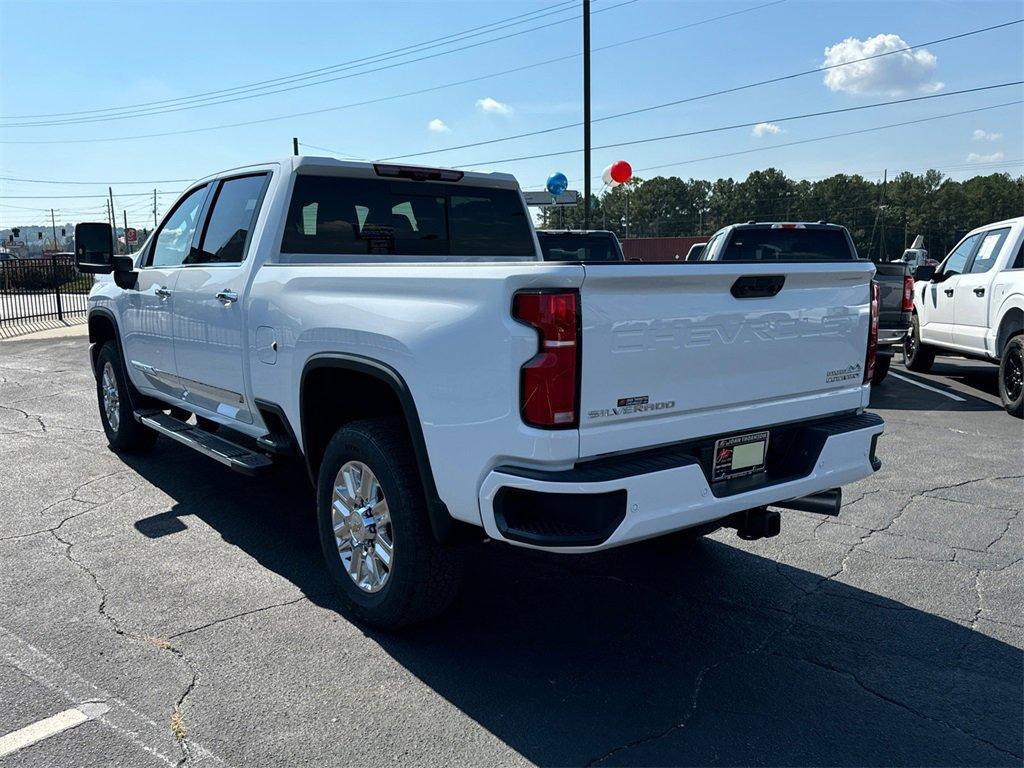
[299, 353, 467, 545]
[87, 308, 120, 374]
[995, 306, 1023, 358]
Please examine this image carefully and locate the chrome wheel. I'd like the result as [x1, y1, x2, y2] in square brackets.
[101, 362, 120, 432]
[331, 461, 393, 593]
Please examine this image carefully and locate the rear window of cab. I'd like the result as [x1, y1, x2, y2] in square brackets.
[278, 175, 536, 261]
[716, 227, 856, 261]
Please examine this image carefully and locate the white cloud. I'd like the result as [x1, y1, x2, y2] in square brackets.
[966, 151, 1004, 163]
[476, 97, 512, 115]
[427, 118, 450, 133]
[972, 129, 1002, 142]
[821, 34, 943, 96]
[752, 122, 783, 137]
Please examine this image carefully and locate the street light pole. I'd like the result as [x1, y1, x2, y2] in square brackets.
[582, 0, 591, 231]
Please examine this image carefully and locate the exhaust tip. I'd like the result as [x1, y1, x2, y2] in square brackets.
[773, 488, 843, 517]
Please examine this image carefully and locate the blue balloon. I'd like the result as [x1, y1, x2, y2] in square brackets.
[546, 172, 568, 197]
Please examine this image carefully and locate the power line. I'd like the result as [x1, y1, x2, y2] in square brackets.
[456, 81, 1023, 167]
[604, 100, 1024, 182]
[1, 0, 581, 122]
[0, 190, 183, 200]
[0, 1, 784, 145]
[379, 18, 1024, 162]
[0, 174, 194, 185]
[1, 0, 642, 128]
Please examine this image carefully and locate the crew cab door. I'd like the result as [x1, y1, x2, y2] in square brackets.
[171, 173, 270, 425]
[952, 227, 1010, 351]
[121, 184, 210, 398]
[919, 232, 981, 345]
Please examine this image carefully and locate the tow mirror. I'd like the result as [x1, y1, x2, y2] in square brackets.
[915, 264, 936, 282]
[74, 222, 115, 273]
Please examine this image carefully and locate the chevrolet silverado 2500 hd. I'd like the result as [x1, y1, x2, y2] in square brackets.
[906, 217, 1024, 416]
[75, 157, 884, 628]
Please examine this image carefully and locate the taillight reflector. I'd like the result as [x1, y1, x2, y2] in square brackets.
[865, 281, 880, 383]
[902, 275, 915, 312]
[512, 291, 579, 428]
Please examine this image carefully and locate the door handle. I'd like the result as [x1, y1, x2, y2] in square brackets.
[943, 288, 955, 297]
[973, 287, 985, 297]
[215, 289, 238, 304]
[155, 286, 172, 299]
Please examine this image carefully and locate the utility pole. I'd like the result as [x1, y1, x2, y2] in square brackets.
[124, 210, 131, 253]
[582, 0, 591, 231]
[153, 188, 158, 227]
[293, 137, 299, 156]
[108, 187, 117, 253]
[50, 209, 58, 250]
[879, 169, 887, 261]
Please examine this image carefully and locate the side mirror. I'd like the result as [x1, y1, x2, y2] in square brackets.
[74, 222, 115, 273]
[914, 264, 936, 282]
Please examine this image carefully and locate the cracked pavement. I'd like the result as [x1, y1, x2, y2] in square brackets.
[1, 332, 1021, 766]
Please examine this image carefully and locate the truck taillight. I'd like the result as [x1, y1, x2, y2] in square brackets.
[902, 275, 915, 312]
[512, 291, 579, 428]
[865, 281, 880, 383]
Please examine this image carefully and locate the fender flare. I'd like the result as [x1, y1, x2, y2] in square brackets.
[994, 298, 1024, 357]
[87, 307, 149, 410]
[300, 353, 462, 545]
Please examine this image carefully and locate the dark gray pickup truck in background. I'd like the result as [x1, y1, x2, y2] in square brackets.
[536, 229, 625, 262]
[870, 260, 915, 383]
[699, 221, 912, 384]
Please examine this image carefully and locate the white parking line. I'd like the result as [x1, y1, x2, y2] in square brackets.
[0, 626, 226, 766]
[890, 372, 967, 402]
[0, 703, 109, 758]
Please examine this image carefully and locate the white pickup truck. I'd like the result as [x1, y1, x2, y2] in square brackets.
[904, 216, 1024, 416]
[75, 157, 884, 628]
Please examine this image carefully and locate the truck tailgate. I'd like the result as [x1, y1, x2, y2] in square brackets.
[578, 261, 875, 458]
[872, 261, 911, 329]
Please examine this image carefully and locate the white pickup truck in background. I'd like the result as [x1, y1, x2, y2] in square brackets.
[75, 157, 884, 628]
[904, 216, 1024, 416]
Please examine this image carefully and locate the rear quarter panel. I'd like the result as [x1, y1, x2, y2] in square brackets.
[247, 263, 584, 525]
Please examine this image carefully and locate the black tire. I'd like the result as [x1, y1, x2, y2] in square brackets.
[998, 334, 1023, 418]
[316, 418, 462, 629]
[903, 314, 935, 372]
[94, 342, 157, 452]
[871, 353, 892, 385]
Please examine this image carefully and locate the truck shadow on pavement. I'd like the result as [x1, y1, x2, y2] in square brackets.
[129, 445, 1023, 767]
[872, 362, 1003, 412]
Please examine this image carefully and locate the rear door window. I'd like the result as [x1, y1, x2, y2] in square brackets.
[718, 227, 854, 261]
[280, 175, 535, 260]
[966, 228, 1009, 274]
[190, 174, 269, 265]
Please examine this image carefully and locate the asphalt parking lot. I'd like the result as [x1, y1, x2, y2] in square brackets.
[1, 331, 1021, 767]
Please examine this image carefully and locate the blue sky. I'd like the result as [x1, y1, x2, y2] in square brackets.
[1, 0, 1021, 230]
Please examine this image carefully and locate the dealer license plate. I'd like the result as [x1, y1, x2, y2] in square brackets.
[712, 431, 769, 482]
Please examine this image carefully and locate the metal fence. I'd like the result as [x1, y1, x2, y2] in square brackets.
[0, 256, 92, 328]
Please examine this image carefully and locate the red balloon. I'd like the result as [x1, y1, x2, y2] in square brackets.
[610, 160, 632, 184]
